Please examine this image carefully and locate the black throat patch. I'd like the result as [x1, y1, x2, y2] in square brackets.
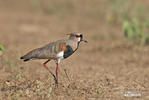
[64, 45, 74, 58]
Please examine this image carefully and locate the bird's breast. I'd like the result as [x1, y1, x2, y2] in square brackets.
[57, 51, 64, 58]
[63, 45, 74, 59]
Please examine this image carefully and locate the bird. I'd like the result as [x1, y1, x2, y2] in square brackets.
[20, 32, 88, 87]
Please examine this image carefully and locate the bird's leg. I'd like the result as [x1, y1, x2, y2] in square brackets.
[43, 59, 57, 86]
[55, 63, 59, 86]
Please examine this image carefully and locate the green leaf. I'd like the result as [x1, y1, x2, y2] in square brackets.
[0, 45, 5, 51]
[127, 28, 133, 41]
[122, 20, 129, 37]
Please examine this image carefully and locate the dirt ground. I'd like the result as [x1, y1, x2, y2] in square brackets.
[0, 0, 149, 100]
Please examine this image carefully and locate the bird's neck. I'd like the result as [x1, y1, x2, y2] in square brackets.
[68, 39, 79, 51]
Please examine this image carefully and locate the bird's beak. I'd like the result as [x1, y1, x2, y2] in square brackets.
[81, 38, 88, 43]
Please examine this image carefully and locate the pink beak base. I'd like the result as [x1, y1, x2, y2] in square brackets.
[81, 38, 88, 43]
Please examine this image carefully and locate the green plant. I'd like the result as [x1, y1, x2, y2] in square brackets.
[122, 18, 149, 45]
[0, 44, 5, 51]
[0, 44, 5, 56]
[106, 0, 147, 25]
[31, 0, 74, 15]
[106, 0, 130, 23]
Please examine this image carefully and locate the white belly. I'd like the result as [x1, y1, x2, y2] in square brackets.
[57, 51, 64, 58]
[56, 51, 64, 63]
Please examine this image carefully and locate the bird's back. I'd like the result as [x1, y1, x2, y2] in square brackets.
[21, 39, 67, 61]
[40, 39, 67, 58]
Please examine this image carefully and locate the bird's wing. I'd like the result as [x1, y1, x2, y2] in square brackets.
[39, 40, 67, 58]
[21, 39, 68, 60]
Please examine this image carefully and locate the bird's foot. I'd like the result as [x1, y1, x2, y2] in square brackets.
[53, 75, 58, 88]
[55, 80, 58, 88]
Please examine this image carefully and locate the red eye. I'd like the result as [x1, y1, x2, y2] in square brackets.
[75, 35, 79, 38]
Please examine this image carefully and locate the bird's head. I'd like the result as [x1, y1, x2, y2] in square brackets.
[67, 32, 88, 43]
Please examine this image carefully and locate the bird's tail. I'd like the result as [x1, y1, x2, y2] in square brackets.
[20, 48, 40, 62]
[20, 55, 30, 62]
[20, 51, 34, 62]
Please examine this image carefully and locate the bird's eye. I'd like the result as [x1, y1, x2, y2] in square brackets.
[75, 35, 80, 38]
[80, 34, 83, 38]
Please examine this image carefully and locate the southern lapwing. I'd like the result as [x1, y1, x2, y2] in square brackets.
[20, 32, 87, 86]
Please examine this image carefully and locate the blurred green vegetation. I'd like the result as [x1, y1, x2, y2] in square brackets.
[107, 0, 149, 45]
[31, 0, 75, 15]
[0, 45, 5, 56]
[122, 18, 149, 45]
[0, 45, 5, 51]
[106, 0, 148, 23]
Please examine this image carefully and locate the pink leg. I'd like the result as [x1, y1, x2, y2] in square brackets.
[43, 59, 58, 86]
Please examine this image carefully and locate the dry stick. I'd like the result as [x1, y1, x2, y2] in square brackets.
[63, 69, 71, 82]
